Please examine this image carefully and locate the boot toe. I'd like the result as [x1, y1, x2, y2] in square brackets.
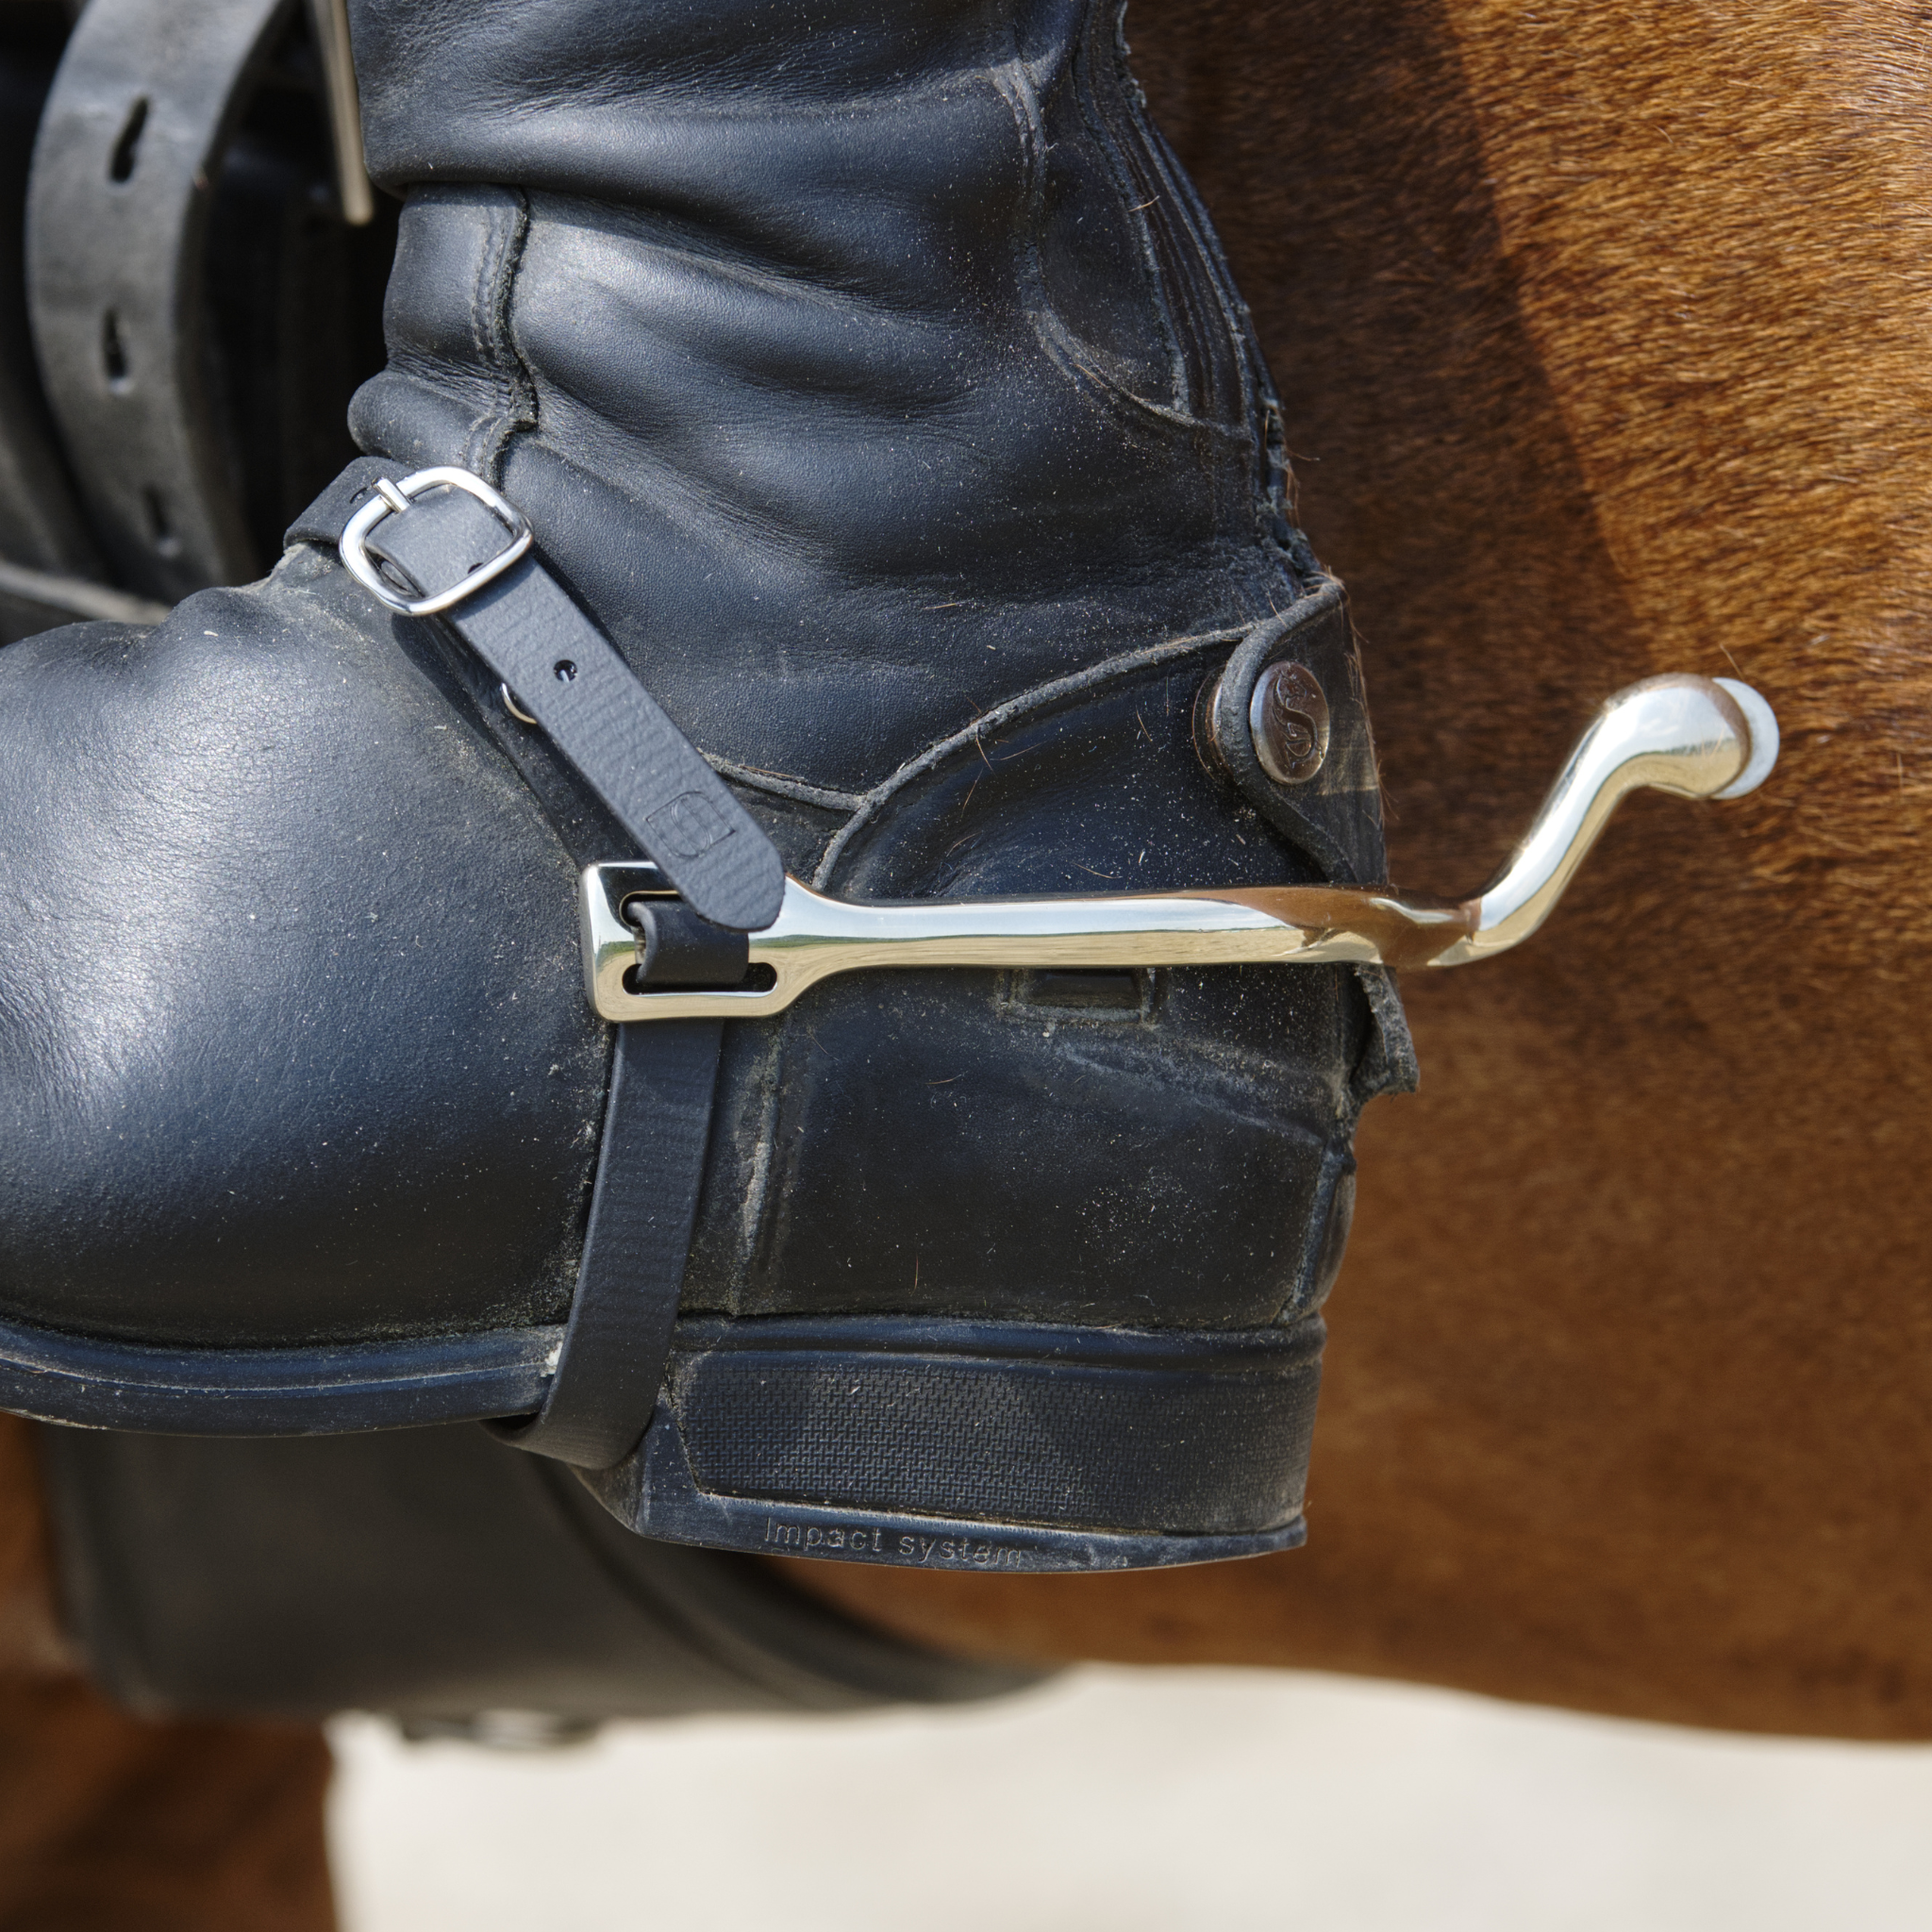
[0, 564, 606, 1348]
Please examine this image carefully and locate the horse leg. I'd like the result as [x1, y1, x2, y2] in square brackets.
[0, 1418, 336, 1929]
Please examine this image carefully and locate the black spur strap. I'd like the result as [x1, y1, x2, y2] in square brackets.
[491, 1017, 724, 1468]
[296, 460, 775, 1466]
[336, 463, 784, 932]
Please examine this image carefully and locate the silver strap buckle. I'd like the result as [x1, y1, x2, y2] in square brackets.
[339, 466, 534, 617]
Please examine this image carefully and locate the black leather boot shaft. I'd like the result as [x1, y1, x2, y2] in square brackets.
[0, 0, 1410, 1572]
[344, 0, 1315, 793]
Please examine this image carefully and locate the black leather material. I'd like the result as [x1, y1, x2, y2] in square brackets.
[492, 1020, 724, 1469]
[343, 2, 1343, 812]
[26, 0, 395, 601]
[0, 0, 1412, 1548]
[0, 8, 110, 641]
[0, 551, 609, 1347]
[629, 902, 750, 988]
[37, 1421, 1044, 1721]
[0, 0, 1049, 1710]
[29, 0, 289, 598]
[0, 1313, 560, 1434]
[678, 610, 1385, 1335]
[362, 478, 785, 930]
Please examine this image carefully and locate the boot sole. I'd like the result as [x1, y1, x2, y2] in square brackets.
[0, 1307, 1320, 1569]
[588, 1313, 1321, 1572]
[0, 1311, 561, 1434]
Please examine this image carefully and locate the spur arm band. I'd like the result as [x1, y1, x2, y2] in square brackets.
[585, 673, 1778, 1022]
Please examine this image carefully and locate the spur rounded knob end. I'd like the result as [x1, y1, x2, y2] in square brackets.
[1710, 675, 1780, 798]
[1433, 673, 1781, 966]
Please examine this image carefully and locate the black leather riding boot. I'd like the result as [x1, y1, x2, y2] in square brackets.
[0, 0, 1410, 1570]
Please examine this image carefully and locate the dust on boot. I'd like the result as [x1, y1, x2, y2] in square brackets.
[0, 0, 1411, 1570]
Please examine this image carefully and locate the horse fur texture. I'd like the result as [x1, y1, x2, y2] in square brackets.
[0, 1417, 334, 1928]
[791, 0, 1932, 1740]
[1, 37, 1927, 1926]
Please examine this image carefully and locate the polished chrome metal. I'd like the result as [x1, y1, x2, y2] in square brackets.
[582, 867, 1470, 1023]
[1427, 674, 1772, 964]
[1710, 676, 1779, 799]
[340, 467, 533, 617]
[0, 558, 169, 626]
[306, 0, 375, 225]
[500, 681, 540, 726]
[583, 674, 1776, 1023]
[1249, 661, 1329, 785]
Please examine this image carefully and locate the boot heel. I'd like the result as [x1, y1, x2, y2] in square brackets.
[583, 1314, 1322, 1573]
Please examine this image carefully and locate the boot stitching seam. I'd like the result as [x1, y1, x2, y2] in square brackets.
[459, 189, 537, 483]
[812, 622, 1250, 888]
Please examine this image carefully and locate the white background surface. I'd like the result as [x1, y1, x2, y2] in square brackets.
[330, 1666, 1932, 1930]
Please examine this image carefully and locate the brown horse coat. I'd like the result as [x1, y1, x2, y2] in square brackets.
[0, 1417, 333, 1928]
[793, 0, 1932, 1741]
[4, 0, 1931, 1916]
